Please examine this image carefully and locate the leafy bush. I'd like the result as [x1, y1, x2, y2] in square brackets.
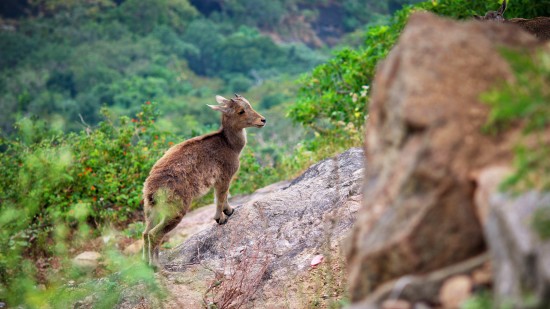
[0, 108, 170, 308]
[289, 6, 411, 133]
[0, 103, 169, 300]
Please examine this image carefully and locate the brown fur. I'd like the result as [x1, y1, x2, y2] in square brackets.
[474, 0, 550, 41]
[142, 94, 265, 266]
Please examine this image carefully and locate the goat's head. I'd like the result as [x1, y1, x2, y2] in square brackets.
[474, 0, 507, 22]
[209, 94, 266, 129]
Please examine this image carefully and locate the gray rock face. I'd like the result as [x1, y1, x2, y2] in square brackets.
[485, 192, 550, 308]
[161, 148, 364, 306]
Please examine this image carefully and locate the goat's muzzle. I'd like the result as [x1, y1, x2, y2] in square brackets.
[255, 118, 267, 127]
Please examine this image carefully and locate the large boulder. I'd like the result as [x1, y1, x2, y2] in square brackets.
[346, 12, 542, 301]
[159, 148, 364, 307]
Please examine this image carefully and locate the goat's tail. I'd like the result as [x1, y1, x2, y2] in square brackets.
[142, 192, 156, 209]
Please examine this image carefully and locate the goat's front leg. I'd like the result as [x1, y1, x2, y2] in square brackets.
[214, 183, 233, 224]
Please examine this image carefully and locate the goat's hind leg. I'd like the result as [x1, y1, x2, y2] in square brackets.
[142, 206, 156, 264]
[142, 222, 151, 263]
[143, 206, 169, 267]
[146, 199, 187, 268]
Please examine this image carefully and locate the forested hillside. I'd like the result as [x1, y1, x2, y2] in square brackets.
[0, 0, 425, 195]
[1, 0, 549, 307]
[0, 0, 420, 136]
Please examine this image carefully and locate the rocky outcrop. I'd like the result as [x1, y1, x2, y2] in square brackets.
[157, 148, 364, 307]
[346, 12, 543, 303]
[485, 192, 550, 308]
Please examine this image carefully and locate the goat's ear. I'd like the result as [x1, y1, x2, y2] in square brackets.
[498, 0, 506, 15]
[208, 104, 231, 113]
[216, 95, 229, 105]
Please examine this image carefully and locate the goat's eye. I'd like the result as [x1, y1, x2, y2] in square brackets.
[238, 110, 245, 115]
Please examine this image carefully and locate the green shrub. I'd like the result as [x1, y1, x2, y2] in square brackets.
[289, 6, 411, 134]
[0, 103, 170, 302]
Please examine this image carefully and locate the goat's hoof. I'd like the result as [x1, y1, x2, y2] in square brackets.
[215, 216, 228, 225]
[223, 208, 234, 217]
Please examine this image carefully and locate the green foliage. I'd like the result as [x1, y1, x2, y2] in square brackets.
[2, 103, 169, 226]
[0, 103, 168, 287]
[0, 0, 327, 135]
[261, 93, 287, 110]
[483, 50, 550, 133]
[482, 49, 550, 192]
[41, 252, 163, 308]
[117, 0, 199, 34]
[462, 291, 494, 309]
[290, 5, 410, 133]
[532, 206, 550, 240]
[0, 105, 167, 306]
[123, 221, 146, 239]
[221, 0, 285, 30]
[0, 30, 38, 70]
[415, 0, 498, 19]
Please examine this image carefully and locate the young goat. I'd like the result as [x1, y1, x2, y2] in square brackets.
[474, 0, 550, 41]
[142, 94, 266, 266]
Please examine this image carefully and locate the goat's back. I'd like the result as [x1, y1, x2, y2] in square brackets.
[506, 17, 550, 40]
